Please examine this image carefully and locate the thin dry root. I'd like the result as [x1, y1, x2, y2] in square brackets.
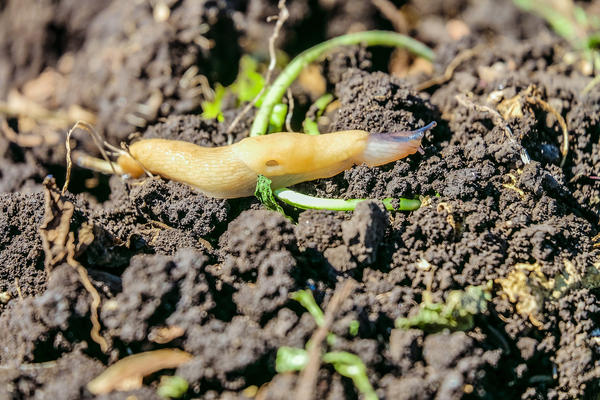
[416, 45, 483, 91]
[226, 0, 289, 139]
[63, 121, 123, 194]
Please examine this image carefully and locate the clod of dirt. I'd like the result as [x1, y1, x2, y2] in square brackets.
[101, 248, 213, 342]
[323, 200, 389, 272]
[178, 316, 269, 391]
[342, 200, 388, 265]
[0, 192, 46, 301]
[0, 263, 94, 365]
[0, 0, 111, 97]
[219, 210, 299, 321]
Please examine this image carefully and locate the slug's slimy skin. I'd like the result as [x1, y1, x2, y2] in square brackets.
[117, 122, 436, 198]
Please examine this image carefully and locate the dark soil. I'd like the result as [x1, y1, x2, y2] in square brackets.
[1, 0, 600, 399]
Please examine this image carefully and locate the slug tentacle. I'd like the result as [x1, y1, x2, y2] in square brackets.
[356, 121, 436, 167]
[115, 123, 435, 199]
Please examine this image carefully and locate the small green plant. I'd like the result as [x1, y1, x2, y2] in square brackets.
[157, 376, 189, 399]
[250, 30, 434, 137]
[276, 290, 378, 399]
[395, 283, 491, 333]
[348, 320, 360, 336]
[291, 289, 325, 326]
[513, 0, 600, 72]
[255, 175, 422, 215]
[303, 93, 335, 135]
[202, 55, 267, 122]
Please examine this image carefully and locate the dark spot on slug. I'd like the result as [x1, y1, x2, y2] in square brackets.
[265, 160, 279, 167]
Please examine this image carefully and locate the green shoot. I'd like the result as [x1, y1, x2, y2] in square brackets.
[254, 175, 289, 218]
[201, 84, 226, 122]
[157, 376, 189, 399]
[231, 56, 265, 103]
[254, 177, 421, 214]
[513, 0, 600, 71]
[268, 103, 288, 133]
[275, 348, 378, 400]
[250, 30, 434, 136]
[276, 347, 310, 373]
[303, 93, 335, 135]
[202, 55, 266, 121]
[291, 289, 325, 326]
[321, 352, 378, 400]
[349, 320, 360, 336]
[395, 283, 491, 333]
[274, 188, 421, 212]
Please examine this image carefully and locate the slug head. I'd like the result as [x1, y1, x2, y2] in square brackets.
[356, 121, 436, 167]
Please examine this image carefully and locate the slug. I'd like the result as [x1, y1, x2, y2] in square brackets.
[115, 122, 436, 198]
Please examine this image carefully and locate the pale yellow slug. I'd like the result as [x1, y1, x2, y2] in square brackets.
[116, 122, 436, 198]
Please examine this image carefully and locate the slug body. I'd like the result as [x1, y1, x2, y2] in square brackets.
[117, 122, 435, 198]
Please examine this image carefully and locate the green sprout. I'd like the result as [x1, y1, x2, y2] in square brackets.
[250, 30, 434, 137]
[274, 348, 377, 400]
[322, 352, 378, 400]
[268, 103, 288, 133]
[255, 175, 421, 213]
[202, 55, 266, 121]
[276, 346, 310, 373]
[291, 289, 325, 326]
[395, 283, 492, 333]
[513, 0, 600, 72]
[348, 320, 360, 336]
[201, 84, 226, 122]
[157, 376, 189, 399]
[303, 93, 335, 135]
[274, 188, 421, 212]
[231, 55, 265, 103]
[254, 175, 288, 217]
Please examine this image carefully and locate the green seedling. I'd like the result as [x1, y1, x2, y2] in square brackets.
[268, 103, 288, 133]
[201, 84, 226, 122]
[349, 320, 360, 336]
[303, 93, 335, 135]
[276, 346, 310, 373]
[274, 188, 421, 212]
[202, 55, 267, 121]
[254, 175, 288, 217]
[291, 289, 325, 326]
[255, 175, 422, 213]
[321, 352, 378, 400]
[513, 0, 600, 72]
[275, 348, 377, 400]
[250, 30, 434, 137]
[157, 376, 189, 399]
[395, 283, 491, 333]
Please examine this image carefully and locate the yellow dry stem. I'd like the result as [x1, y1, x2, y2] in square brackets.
[87, 349, 193, 395]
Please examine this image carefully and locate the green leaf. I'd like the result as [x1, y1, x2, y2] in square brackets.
[254, 175, 288, 217]
[290, 289, 325, 326]
[231, 55, 265, 103]
[275, 347, 308, 373]
[201, 84, 226, 122]
[349, 320, 360, 336]
[157, 376, 189, 399]
[268, 103, 288, 133]
[322, 352, 378, 400]
[395, 283, 491, 333]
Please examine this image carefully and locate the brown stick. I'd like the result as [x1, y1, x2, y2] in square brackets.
[226, 0, 289, 139]
[294, 280, 356, 400]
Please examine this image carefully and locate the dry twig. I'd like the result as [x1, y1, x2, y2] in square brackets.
[226, 0, 289, 139]
[416, 45, 484, 91]
[295, 280, 356, 400]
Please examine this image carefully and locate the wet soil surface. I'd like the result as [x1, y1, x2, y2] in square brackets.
[1, 0, 600, 399]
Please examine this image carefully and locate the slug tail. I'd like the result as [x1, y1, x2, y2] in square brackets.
[356, 121, 435, 167]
